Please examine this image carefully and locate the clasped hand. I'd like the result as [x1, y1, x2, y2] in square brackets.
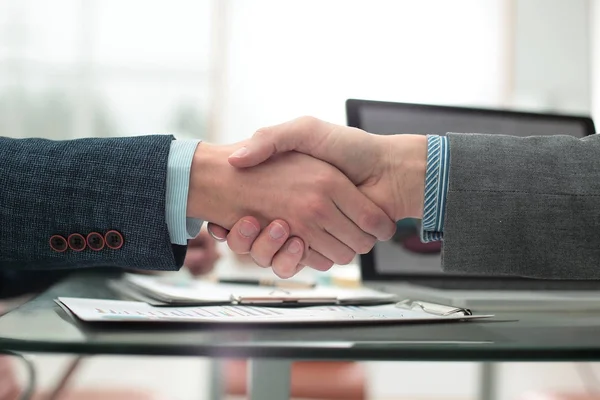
[191, 117, 427, 278]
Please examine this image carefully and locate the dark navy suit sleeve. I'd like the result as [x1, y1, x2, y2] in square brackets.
[0, 135, 186, 271]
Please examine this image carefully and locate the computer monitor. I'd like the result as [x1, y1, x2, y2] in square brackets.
[346, 99, 596, 282]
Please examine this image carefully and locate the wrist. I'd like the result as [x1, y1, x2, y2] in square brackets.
[187, 142, 236, 223]
[385, 134, 427, 220]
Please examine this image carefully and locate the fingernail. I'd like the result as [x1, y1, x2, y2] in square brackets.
[287, 240, 302, 254]
[239, 220, 258, 237]
[230, 147, 249, 158]
[269, 223, 286, 240]
[208, 229, 225, 241]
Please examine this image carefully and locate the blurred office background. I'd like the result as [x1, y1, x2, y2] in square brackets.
[1, 0, 599, 399]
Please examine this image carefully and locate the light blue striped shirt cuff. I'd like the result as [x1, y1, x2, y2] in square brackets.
[421, 135, 449, 243]
[166, 140, 203, 245]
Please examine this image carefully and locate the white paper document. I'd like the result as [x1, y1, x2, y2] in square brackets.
[120, 274, 397, 306]
[56, 297, 492, 325]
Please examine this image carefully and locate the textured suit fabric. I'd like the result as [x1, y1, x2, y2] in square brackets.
[0, 134, 186, 271]
[442, 132, 600, 279]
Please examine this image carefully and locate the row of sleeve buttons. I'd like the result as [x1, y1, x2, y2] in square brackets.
[50, 230, 123, 253]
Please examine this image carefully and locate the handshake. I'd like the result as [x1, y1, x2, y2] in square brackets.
[187, 117, 428, 278]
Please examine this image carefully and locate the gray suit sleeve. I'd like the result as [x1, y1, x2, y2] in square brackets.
[442, 132, 600, 279]
[0, 135, 187, 271]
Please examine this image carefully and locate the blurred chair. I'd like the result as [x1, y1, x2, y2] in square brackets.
[520, 394, 600, 400]
[34, 389, 165, 400]
[519, 363, 600, 400]
[223, 359, 366, 399]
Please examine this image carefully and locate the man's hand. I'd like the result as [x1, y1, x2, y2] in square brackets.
[207, 117, 428, 276]
[229, 116, 427, 221]
[208, 217, 307, 276]
[188, 140, 396, 277]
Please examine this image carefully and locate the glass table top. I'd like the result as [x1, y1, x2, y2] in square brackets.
[0, 271, 599, 361]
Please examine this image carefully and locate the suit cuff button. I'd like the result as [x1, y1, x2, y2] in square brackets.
[49, 235, 68, 253]
[87, 232, 105, 251]
[68, 233, 86, 252]
[105, 230, 124, 250]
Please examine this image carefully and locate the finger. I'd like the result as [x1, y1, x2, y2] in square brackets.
[309, 224, 356, 266]
[302, 248, 334, 271]
[207, 223, 229, 242]
[323, 202, 377, 255]
[228, 116, 332, 168]
[225, 217, 261, 254]
[299, 201, 358, 265]
[272, 248, 333, 278]
[249, 220, 291, 267]
[271, 237, 304, 277]
[331, 181, 397, 242]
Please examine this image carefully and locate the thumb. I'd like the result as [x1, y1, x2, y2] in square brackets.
[228, 117, 325, 168]
[227, 140, 276, 169]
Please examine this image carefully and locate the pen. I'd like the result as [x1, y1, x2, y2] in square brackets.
[218, 278, 316, 289]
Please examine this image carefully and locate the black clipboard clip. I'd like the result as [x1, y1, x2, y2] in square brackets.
[395, 299, 472, 317]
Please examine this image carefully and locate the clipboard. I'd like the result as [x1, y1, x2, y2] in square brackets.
[395, 299, 472, 317]
[55, 297, 493, 325]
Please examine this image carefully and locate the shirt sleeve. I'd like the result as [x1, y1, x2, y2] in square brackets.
[420, 135, 450, 242]
[166, 140, 204, 245]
